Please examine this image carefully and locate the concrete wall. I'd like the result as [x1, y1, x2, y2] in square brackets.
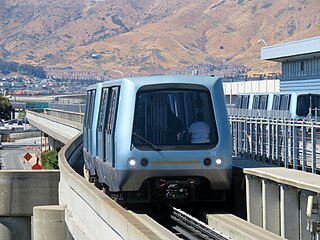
[0, 171, 60, 240]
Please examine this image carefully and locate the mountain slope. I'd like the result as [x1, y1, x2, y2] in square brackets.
[1, 0, 319, 77]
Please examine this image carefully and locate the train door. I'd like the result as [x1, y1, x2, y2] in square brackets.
[87, 90, 96, 155]
[105, 87, 120, 167]
[97, 87, 109, 161]
[83, 91, 91, 152]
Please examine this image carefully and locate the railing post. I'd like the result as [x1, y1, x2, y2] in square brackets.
[311, 121, 316, 173]
[292, 120, 299, 169]
[268, 119, 273, 163]
[261, 119, 266, 163]
[283, 120, 289, 168]
[275, 119, 281, 166]
[301, 121, 307, 171]
[250, 118, 255, 161]
[235, 119, 239, 156]
[255, 118, 260, 162]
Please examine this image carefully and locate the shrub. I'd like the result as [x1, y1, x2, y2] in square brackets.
[41, 150, 59, 169]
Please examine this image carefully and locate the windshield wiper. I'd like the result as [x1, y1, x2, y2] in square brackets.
[132, 132, 162, 151]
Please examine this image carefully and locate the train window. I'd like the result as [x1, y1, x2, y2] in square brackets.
[297, 95, 311, 117]
[98, 88, 109, 132]
[132, 84, 217, 150]
[272, 95, 280, 110]
[252, 95, 268, 109]
[235, 96, 242, 108]
[311, 95, 320, 117]
[252, 96, 259, 109]
[83, 91, 90, 126]
[241, 95, 249, 109]
[280, 95, 290, 110]
[105, 87, 119, 134]
[87, 90, 96, 129]
[259, 95, 268, 110]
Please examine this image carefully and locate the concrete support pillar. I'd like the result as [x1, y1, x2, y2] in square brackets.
[245, 175, 262, 227]
[0, 223, 11, 240]
[262, 179, 280, 235]
[280, 185, 299, 240]
[0, 217, 31, 240]
[33, 205, 71, 240]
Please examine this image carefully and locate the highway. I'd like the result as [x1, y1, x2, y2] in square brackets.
[0, 137, 41, 170]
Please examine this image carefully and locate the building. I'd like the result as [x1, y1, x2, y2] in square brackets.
[261, 36, 320, 91]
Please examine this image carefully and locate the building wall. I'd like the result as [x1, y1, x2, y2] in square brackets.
[281, 57, 320, 91]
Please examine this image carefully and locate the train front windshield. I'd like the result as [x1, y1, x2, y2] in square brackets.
[297, 94, 320, 117]
[132, 85, 218, 150]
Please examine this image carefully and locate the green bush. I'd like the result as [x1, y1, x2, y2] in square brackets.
[41, 150, 59, 169]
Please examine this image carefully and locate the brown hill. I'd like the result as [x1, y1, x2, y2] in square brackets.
[1, 0, 319, 78]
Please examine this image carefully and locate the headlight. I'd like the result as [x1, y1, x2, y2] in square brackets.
[128, 158, 137, 167]
[215, 158, 222, 165]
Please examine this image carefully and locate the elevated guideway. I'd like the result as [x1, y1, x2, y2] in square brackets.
[25, 109, 289, 240]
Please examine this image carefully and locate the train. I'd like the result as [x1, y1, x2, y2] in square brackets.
[231, 91, 320, 120]
[83, 75, 232, 203]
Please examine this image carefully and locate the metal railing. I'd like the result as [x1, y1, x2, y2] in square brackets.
[229, 116, 320, 173]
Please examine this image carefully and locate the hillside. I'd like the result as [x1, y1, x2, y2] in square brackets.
[1, 0, 319, 78]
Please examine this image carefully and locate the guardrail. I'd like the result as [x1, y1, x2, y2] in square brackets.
[59, 133, 170, 239]
[44, 108, 84, 124]
[230, 116, 320, 173]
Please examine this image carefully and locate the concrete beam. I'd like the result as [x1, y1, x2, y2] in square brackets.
[26, 111, 81, 144]
[0, 171, 59, 216]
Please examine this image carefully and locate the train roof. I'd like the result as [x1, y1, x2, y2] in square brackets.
[236, 91, 320, 96]
[86, 75, 220, 90]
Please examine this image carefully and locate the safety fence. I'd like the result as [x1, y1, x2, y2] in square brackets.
[229, 116, 320, 173]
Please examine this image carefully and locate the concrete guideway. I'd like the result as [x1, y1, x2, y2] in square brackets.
[27, 109, 320, 239]
[26, 110, 82, 144]
[59, 133, 178, 240]
[234, 158, 320, 240]
[207, 213, 285, 240]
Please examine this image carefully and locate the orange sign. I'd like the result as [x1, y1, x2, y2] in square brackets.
[24, 152, 32, 161]
[32, 163, 43, 170]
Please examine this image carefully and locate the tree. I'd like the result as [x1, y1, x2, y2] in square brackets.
[0, 96, 12, 120]
[41, 150, 59, 169]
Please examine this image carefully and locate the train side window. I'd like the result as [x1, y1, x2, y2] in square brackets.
[84, 91, 90, 126]
[297, 95, 310, 116]
[311, 95, 320, 116]
[87, 90, 96, 129]
[252, 96, 260, 109]
[98, 88, 109, 132]
[272, 95, 280, 110]
[235, 96, 242, 108]
[106, 87, 119, 134]
[259, 95, 268, 110]
[241, 95, 249, 109]
[280, 95, 290, 110]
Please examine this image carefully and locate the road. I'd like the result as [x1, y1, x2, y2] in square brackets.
[0, 137, 42, 170]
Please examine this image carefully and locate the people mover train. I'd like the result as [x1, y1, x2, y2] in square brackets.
[231, 91, 320, 120]
[83, 75, 232, 203]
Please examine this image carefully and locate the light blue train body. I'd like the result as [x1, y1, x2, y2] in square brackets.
[83, 75, 232, 202]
